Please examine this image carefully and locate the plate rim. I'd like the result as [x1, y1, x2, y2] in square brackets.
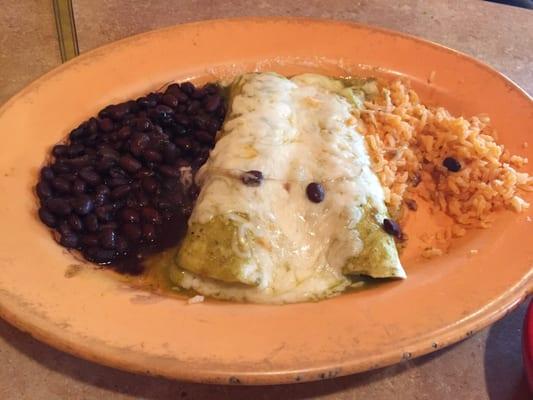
[0, 17, 532, 385]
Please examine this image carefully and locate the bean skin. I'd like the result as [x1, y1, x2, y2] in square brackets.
[45, 198, 72, 216]
[84, 247, 115, 264]
[120, 208, 140, 224]
[141, 207, 162, 225]
[72, 196, 94, 216]
[99, 228, 117, 249]
[306, 182, 325, 203]
[79, 169, 101, 186]
[40, 166, 55, 181]
[111, 185, 131, 199]
[51, 177, 71, 193]
[36, 181, 53, 199]
[60, 233, 79, 248]
[142, 224, 157, 242]
[68, 214, 83, 232]
[84, 214, 99, 232]
[122, 223, 142, 242]
[38, 207, 57, 227]
[119, 155, 142, 173]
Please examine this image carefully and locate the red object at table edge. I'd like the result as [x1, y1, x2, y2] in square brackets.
[523, 298, 533, 390]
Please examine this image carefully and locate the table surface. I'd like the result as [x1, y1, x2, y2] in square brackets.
[1, 1, 532, 399]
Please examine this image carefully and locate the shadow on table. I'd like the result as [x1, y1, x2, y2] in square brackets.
[0, 316, 450, 400]
[484, 301, 531, 400]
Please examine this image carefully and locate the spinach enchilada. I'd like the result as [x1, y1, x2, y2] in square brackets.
[168, 73, 406, 303]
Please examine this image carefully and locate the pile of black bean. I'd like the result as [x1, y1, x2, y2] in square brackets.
[36, 81, 226, 274]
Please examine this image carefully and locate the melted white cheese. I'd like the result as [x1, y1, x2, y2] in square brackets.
[179, 73, 389, 303]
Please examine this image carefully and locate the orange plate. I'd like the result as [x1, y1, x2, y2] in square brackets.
[0, 18, 532, 385]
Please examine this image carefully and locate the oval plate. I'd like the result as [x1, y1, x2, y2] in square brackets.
[0, 18, 532, 385]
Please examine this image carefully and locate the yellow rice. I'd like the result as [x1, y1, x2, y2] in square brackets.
[359, 80, 533, 230]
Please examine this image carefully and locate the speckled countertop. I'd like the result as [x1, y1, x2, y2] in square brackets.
[0, 1, 532, 399]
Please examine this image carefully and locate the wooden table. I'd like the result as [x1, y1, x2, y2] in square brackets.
[1, 1, 531, 398]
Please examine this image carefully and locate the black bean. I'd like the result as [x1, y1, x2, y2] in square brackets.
[40, 166, 55, 181]
[84, 247, 115, 264]
[108, 166, 127, 178]
[96, 157, 115, 172]
[135, 168, 153, 179]
[94, 192, 108, 207]
[98, 118, 114, 132]
[194, 130, 213, 145]
[136, 96, 150, 109]
[79, 169, 101, 185]
[162, 142, 179, 164]
[81, 234, 99, 247]
[205, 118, 221, 134]
[241, 170, 263, 187]
[162, 177, 178, 191]
[154, 105, 174, 118]
[136, 192, 150, 207]
[109, 103, 130, 121]
[175, 114, 191, 127]
[97, 145, 121, 161]
[159, 165, 181, 178]
[99, 228, 117, 249]
[147, 92, 162, 104]
[87, 117, 98, 134]
[116, 236, 128, 253]
[58, 221, 73, 236]
[67, 143, 85, 158]
[38, 207, 57, 227]
[66, 155, 91, 168]
[141, 176, 158, 193]
[129, 133, 150, 156]
[180, 82, 195, 94]
[83, 214, 99, 232]
[120, 208, 140, 224]
[68, 214, 83, 232]
[142, 207, 162, 225]
[59, 172, 78, 182]
[95, 205, 113, 222]
[96, 185, 110, 197]
[191, 88, 206, 99]
[187, 101, 201, 114]
[119, 155, 142, 173]
[69, 126, 87, 141]
[116, 126, 132, 140]
[72, 196, 94, 215]
[162, 94, 178, 108]
[142, 224, 157, 242]
[306, 182, 325, 203]
[82, 133, 98, 147]
[49, 177, 70, 194]
[72, 179, 87, 195]
[135, 117, 152, 132]
[36, 181, 53, 199]
[142, 148, 162, 163]
[383, 218, 402, 238]
[60, 233, 79, 248]
[174, 137, 193, 152]
[101, 221, 119, 230]
[52, 144, 68, 158]
[121, 223, 142, 242]
[204, 94, 221, 112]
[107, 177, 129, 187]
[195, 149, 210, 165]
[111, 185, 131, 199]
[443, 157, 461, 172]
[51, 161, 71, 174]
